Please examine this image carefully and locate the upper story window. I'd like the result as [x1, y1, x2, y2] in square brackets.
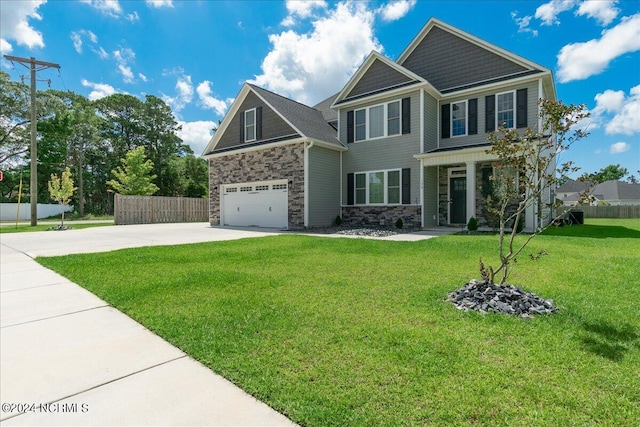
[244, 108, 256, 142]
[496, 91, 515, 129]
[353, 99, 403, 142]
[485, 88, 527, 133]
[441, 98, 477, 139]
[451, 101, 467, 137]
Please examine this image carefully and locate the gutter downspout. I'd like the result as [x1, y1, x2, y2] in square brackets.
[304, 140, 314, 228]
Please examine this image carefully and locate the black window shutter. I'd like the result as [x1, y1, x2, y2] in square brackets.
[239, 110, 245, 141]
[485, 95, 495, 133]
[347, 173, 354, 205]
[402, 168, 411, 204]
[441, 104, 450, 139]
[468, 98, 478, 135]
[346, 110, 354, 143]
[516, 88, 528, 128]
[402, 97, 411, 134]
[256, 106, 263, 139]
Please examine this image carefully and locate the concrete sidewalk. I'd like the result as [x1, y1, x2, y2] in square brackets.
[1, 223, 294, 426]
[0, 222, 452, 426]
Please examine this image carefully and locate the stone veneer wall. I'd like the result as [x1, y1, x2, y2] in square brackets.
[342, 205, 422, 229]
[209, 143, 305, 228]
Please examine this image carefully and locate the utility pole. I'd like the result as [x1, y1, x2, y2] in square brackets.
[4, 56, 60, 226]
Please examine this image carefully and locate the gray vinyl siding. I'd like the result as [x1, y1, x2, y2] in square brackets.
[308, 146, 341, 227]
[423, 166, 438, 226]
[423, 91, 438, 152]
[216, 91, 298, 151]
[401, 26, 529, 92]
[340, 92, 421, 205]
[438, 80, 539, 150]
[346, 59, 414, 99]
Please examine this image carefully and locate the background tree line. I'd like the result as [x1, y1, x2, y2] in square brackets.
[0, 71, 208, 216]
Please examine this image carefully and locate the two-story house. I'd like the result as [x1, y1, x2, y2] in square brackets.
[202, 18, 556, 231]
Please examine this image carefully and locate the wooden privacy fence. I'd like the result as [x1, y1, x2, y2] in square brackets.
[114, 194, 208, 225]
[576, 205, 640, 219]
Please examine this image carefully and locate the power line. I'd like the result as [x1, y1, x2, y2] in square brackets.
[3, 55, 60, 227]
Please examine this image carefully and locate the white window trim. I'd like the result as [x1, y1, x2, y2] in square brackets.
[450, 100, 468, 138]
[244, 108, 256, 143]
[495, 90, 516, 130]
[353, 99, 403, 143]
[353, 168, 403, 206]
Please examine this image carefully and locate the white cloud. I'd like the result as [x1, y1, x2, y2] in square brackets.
[126, 11, 140, 22]
[593, 89, 625, 115]
[70, 29, 99, 54]
[71, 32, 83, 53]
[0, 38, 11, 54]
[146, 0, 173, 8]
[604, 85, 640, 135]
[196, 81, 230, 116]
[162, 69, 194, 113]
[0, 0, 46, 53]
[113, 48, 136, 83]
[96, 46, 109, 59]
[511, 11, 539, 37]
[378, 0, 417, 22]
[282, 0, 327, 26]
[81, 79, 117, 100]
[177, 120, 217, 156]
[251, 1, 381, 105]
[589, 85, 640, 136]
[80, 0, 122, 18]
[575, 0, 619, 26]
[609, 142, 630, 153]
[556, 13, 640, 83]
[138, 72, 148, 82]
[535, 0, 577, 26]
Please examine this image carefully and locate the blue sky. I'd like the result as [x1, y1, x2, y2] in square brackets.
[1, 0, 639, 178]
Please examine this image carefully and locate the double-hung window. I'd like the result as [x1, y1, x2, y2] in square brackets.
[354, 169, 402, 205]
[353, 100, 402, 142]
[244, 108, 256, 142]
[387, 101, 400, 136]
[355, 109, 367, 142]
[451, 101, 467, 137]
[496, 91, 514, 129]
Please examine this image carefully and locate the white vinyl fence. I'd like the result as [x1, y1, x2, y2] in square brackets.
[0, 203, 73, 221]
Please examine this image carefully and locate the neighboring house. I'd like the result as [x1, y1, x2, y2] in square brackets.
[556, 179, 588, 204]
[202, 18, 557, 231]
[559, 180, 640, 206]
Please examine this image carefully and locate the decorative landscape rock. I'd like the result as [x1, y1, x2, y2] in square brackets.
[448, 279, 556, 317]
[335, 227, 399, 238]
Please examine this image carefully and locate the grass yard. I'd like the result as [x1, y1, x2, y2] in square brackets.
[37, 219, 640, 426]
[0, 222, 112, 234]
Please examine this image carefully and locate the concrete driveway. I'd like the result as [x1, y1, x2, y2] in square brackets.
[0, 223, 294, 426]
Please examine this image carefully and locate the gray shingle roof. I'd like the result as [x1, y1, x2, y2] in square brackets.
[248, 84, 343, 148]
[556, 179, 588, 193]
[313, 92, 339, 123]
[592, 180, 640, 200]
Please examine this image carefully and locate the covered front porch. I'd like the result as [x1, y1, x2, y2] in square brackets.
[416, 145, 539, 232]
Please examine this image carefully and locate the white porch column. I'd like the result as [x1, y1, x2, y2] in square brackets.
[466, 161, 476, 223]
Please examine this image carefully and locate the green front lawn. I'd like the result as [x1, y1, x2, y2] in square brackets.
[37, 219, 640, 426]
[0, 222, 113, 234]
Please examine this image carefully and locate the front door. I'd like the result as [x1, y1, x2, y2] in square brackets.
[450, 176, 466, 224]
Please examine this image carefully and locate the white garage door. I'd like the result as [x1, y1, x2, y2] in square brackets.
[222, 180, 288, 228]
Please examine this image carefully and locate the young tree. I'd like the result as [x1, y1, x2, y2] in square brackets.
[48, 167, 76, 227]
[481, 99, 589, 285]
[107, 146, 159, 195]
